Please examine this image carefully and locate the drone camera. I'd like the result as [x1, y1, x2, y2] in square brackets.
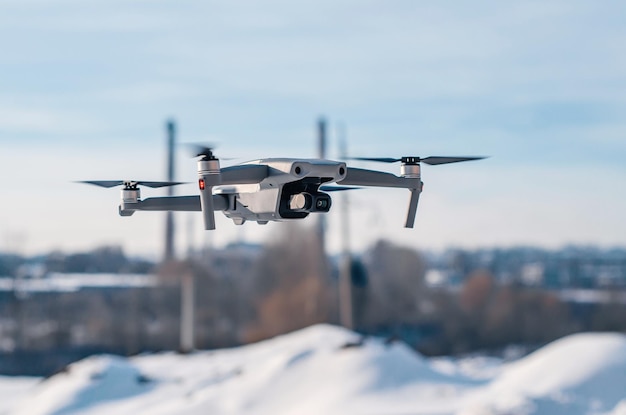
[314, 195, 330, 211]
[280, 181, 332, 218]
[287, 192, 331, 212]
[289, 193, 311, 211]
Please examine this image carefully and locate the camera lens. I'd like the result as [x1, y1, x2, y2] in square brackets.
[289, 193, 311, 210]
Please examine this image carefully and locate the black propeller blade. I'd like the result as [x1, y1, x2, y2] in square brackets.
[420, 156, 486, 165]
[186, 144, 238, 161]
[319, 185, 361, 192]
[78, 180, 187, 189]
[351, 156, 486, 165]
[187, 144, 218, 159]
[351, 157, 402, 163]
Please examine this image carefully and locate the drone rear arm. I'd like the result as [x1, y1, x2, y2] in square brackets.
[120, 195, 228, 215]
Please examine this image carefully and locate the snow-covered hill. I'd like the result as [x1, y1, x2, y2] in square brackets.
[4, 325, 626, 415]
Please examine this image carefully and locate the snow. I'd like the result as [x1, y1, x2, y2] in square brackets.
[0, 273, 155, 293]
[463, 332, 626, 415]
[3, 325, 626, 415]
[0, 376, 40, 414]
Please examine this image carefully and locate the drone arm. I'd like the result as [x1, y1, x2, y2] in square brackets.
[338, 167, 418, 188]
[405, 188, 421, 228]
[200, 187, 216, 230]
[338, 167, 422, 228]
[196, 164, 269, 230]
[133, 196, 201, 211]
[120, 195, 228, 213]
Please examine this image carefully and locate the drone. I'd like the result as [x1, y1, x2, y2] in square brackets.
[80, 147, 485, 230]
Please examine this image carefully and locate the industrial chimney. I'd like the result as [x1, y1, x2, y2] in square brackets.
[164, 119, 176, 262]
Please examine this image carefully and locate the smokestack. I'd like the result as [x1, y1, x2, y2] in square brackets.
[317, 117, 327, 160]
[337, 122, 353, 329]
[164, 119, 176, 262]
[317, 117, 327, 253]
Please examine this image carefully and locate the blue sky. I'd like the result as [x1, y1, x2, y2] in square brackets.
[1, 1, 625, 257]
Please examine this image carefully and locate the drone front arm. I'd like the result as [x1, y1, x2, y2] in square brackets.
[405, 188, 420, 228]
[338, 167, 417, 188]
[338, 167, 422, 228]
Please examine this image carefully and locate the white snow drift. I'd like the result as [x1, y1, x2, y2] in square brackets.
[4, 325, 626, 415]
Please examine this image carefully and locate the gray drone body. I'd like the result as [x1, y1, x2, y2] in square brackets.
[80, 150, 484, 230]
[213, 158, 348, 226]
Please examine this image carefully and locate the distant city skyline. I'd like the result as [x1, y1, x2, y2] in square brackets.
[1, 1, 625, 257]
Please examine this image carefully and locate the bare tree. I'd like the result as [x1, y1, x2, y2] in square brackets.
[361, 240, 427, 327]
[244, 223, 334, 342]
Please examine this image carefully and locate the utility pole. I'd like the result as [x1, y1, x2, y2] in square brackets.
[338, 122, 354, 329]
[164, 120, 176, 262]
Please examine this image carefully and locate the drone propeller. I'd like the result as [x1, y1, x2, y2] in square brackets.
[319, 185, 360, 192]
[78, 180, 186, 189]
[343, 155, 486, 228]
[351, 156, 486, 165]
[185, 143, 219, 160]
[195, 146, 216, 159]
[186, 143, 238, 162]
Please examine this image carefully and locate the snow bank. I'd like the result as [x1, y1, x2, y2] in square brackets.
[10, 355, 154, 415]
[0, 376, 39, 414]
[463, 332, 626, 415]
[5, 326, 626, 415]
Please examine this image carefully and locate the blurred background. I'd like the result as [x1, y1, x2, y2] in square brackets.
[1, 0, 625, 376]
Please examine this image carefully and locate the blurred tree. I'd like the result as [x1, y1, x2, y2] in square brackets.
[459, 270, 495, 315]
[245, 223, 333, 342]
[361, 240, 427, 328]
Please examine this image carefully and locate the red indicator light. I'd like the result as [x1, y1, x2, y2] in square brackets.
[199, 179, 205, 190]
